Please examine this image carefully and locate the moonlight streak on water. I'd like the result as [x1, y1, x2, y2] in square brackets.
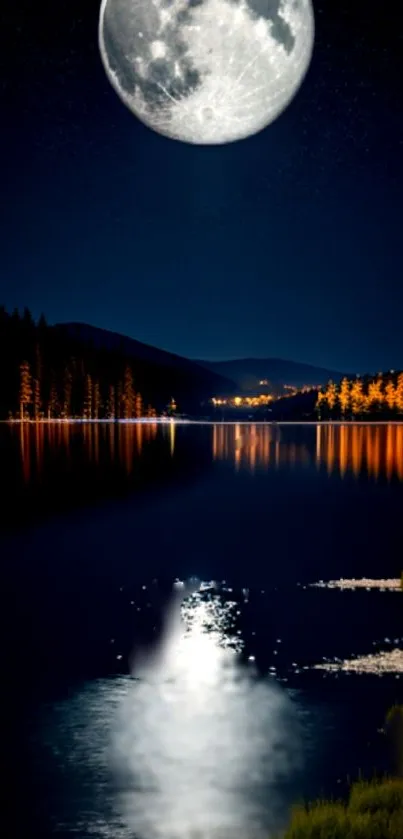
[110, 580, 304, 839]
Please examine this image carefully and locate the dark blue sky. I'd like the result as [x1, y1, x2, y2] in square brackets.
[2, 0, 403, 372]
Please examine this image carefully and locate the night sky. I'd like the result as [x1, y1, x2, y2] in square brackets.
[2, 0, 403, 372]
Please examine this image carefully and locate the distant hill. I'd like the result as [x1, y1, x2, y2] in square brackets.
[196, 357, 347, 394]
[56, 323, 237, 409]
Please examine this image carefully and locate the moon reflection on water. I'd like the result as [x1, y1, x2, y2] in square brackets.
[37, 580, 304, 838]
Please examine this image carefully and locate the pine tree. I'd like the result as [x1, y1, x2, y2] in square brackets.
[19, 361, 32, 421]
[316, 389, 327, 418]
[367, 376, 384, 413]
[37, 313, 48, 331]
[385, 379, 396, 412]
[33, 378, 41, 420]
[106, 385, 116, 420]
[83, 374, 93, 419]
[325, 381, 338, 415]
[63, 366, 73, 418]
[135, 392, 143, 418]
[11, 308, 20, 329]
[339, 377, 351, 417]
[33, 342, 42, 420]
[146, 405, 156, 418]
[350, 378, 365, 417]
[396, 372, 403, 414]
[93, 380, 100, 420]
[35, 341, 42, 384]
[22, 307, 34, 330]
[123, 365, 135, 419]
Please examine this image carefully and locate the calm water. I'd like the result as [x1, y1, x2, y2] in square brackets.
[1, 421, 403, 839]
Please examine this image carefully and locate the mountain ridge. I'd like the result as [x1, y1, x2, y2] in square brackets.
[55, 322, 237, 407]
[58, 324, 347, 395]
[196, 357, 348, 393]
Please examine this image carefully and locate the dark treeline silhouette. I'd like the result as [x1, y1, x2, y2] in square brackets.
[0, 305, 161, 420]
[268, 389, 319, 421]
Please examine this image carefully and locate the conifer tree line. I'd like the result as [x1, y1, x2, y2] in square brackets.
[0, 305, 157, 421]
[317, 371, 403, 420]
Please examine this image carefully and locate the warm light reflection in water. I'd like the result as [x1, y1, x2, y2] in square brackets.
[14, 421, 159, 483]
[11, 421, 403, 485]
[212, 423, 403, 480]
[169, 420, 176, 457]
[316, 424, 403, 480]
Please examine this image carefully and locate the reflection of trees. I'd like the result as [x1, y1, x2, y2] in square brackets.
[213, 423, 311, 472]
[212, 423, 403, 481]
[1, 423, 212, 531]
[3, 422, 403, 531]
[315, 424, 403, 481]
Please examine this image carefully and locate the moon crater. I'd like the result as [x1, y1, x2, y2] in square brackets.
[99, 0, 314, 144]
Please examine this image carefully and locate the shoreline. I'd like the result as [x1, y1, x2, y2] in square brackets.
[2, 419, 403, 427]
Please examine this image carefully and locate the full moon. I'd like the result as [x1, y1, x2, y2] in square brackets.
[99, 0, 314, 145]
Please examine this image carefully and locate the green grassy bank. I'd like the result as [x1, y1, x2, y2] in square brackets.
[284, 706, 403, 838]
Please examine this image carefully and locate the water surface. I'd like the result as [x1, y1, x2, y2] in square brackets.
[1, 422, 402, 838]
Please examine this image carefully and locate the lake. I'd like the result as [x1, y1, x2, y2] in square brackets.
[1, 421, 402, 839]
